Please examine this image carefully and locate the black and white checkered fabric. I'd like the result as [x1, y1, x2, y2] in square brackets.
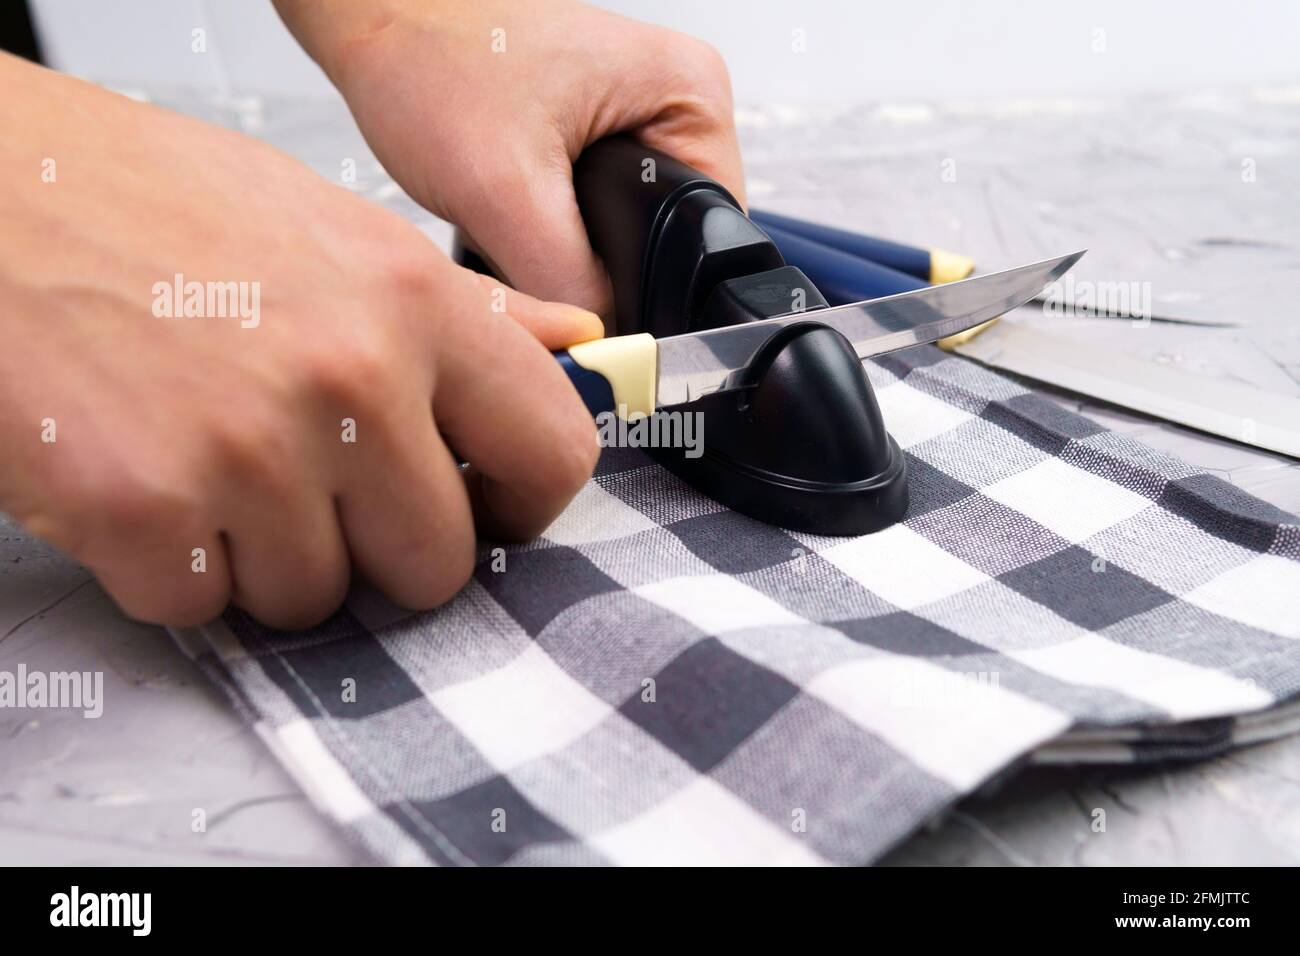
[176, 345, 1300, 866]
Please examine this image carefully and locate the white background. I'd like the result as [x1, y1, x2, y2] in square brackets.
[30, 0, 1300, 101]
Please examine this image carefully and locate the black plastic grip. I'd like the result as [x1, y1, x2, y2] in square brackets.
[574, 136, 782, 337]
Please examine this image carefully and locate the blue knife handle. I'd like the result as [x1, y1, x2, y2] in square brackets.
[753, 209, 933, 280]
[555, 351, 616, 417]
[753, 210, 975, 286]
[758, 222, 927, 305]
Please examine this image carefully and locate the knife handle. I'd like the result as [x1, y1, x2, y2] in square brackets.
[758, 222, 927, 305]
[751, 209, 975, 285]
[553, 333, 657, 419]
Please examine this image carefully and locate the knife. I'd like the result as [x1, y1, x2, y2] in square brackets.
[555, 251, 1084, 418]
[952, 318, 1300, 459]
[750, 208, 976, 285]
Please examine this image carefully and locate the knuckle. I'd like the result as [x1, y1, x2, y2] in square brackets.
[555, 419, 600, 492]
[422, 544, 476, 609]
[390, 535, 475, 612]
[505, 388, 598, 501]
[108, 570, 229, 628]
[162, 588, 230, 628]
[300, 331, 393, 410]
[688, 38, 730, 85]
[10, 495, 90, 560]
[245, 586, 346, 632]
[551, 387, 601, 488]
[88, 471, 195, 542]
[29, 456, 194, 564]
[495, 417, 597, 543]
[208, 405, 295, 489]
[665, 34, 732, 97]
[256, 559, 351, 631]
[378, 237, 443, 303]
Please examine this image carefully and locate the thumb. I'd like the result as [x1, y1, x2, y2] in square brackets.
[469, 271, 605, 350]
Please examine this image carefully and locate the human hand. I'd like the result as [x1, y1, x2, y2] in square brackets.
[276, 0, 745, 316]
[0, 54, 600, 629]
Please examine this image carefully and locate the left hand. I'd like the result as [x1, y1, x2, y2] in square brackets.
[275, 0, 746, 318]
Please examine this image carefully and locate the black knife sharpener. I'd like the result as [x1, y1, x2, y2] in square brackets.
[456, 136, 907, 535]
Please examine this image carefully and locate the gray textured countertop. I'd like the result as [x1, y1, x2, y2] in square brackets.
[2, 87, 1297, 865]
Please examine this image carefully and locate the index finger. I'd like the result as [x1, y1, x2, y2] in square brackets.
[433, 275, 599, 540]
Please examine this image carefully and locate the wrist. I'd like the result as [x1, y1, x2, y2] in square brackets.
[273, 0, 413, 86]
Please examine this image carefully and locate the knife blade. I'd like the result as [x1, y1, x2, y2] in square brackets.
[952, 318, 1300, 459]
[556, 251, 1084, 417]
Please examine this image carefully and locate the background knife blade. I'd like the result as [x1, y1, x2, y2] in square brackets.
[954, 318, 1300, 459]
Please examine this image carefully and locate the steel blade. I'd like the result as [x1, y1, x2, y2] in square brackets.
[654, 250, 1084, 406]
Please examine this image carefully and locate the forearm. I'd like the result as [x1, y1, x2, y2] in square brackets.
[0, 48, 72, 125]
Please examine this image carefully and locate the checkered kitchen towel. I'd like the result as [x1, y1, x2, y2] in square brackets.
[175, 345, 1300, 866]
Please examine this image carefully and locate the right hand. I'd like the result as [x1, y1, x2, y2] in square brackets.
[0, 54, 601, 629]
[275, 0, 746, 317]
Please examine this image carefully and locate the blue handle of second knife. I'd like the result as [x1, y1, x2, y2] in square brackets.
[752, 209, 933, 282]
[760, 222, 927, 305]
[554, 351, 616, 417]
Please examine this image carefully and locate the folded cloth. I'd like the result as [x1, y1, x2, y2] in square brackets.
[176, 345, 1300, 866]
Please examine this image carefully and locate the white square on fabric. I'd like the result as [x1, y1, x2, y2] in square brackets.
[590, 776, 826, 865]
[874, 381, 974, 449]
[270, 719, 376, 824]
[1009, 633, 1273, 721]
[429, 644, 611, 771]
[819, 524, 990, 610]
[541, 482, 661, 546]
[1083, 506, 1257, 597]
[202, 620, 251, 662]
[1185, 554, 1300, 639]
[807, 656, 1071, 792]
[983, 457, 1151, 543]
[633, 575, 804, 633]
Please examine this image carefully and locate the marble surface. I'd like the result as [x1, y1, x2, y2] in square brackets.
[2, 87, 1297, 865]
